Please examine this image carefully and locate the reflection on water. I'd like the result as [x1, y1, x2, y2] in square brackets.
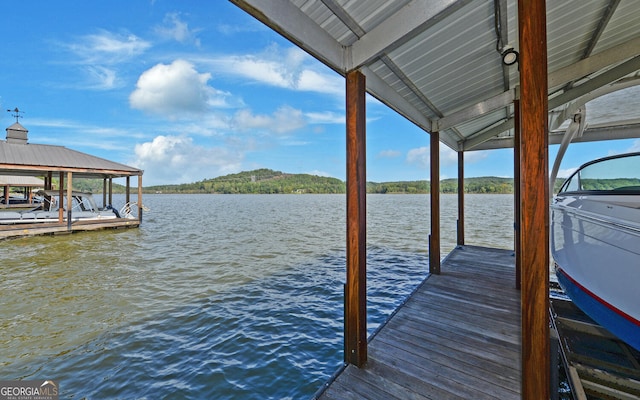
[0, 194, 513, 398]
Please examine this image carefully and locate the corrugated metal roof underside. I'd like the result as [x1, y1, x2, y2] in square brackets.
[231, 0, 640, 152]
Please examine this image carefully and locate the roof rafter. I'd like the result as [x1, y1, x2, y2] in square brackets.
[348, 0, 472, 69]
[321, 0, 365, 38]
[549, 36, 640, 90]
[361, 66, 434, 134]
[229, 0, 346, 72]
[437, 39, 640, 140]
[434, 89, 516, 132]
[582, 0, 621, 59]
[462, 55, 640, 150]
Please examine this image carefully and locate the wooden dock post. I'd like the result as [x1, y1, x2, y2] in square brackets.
[345, 69, 367, 367]
[138, 175, 143, 222]
[58, 172, 64, 223]
[103, 179, 107, 209]
[429, 131, 440, 274]
[457, 151, 464, 246]
[66, 172, 73, 230]
[514, 99, 521, 290]
[518, 0, 550, 397]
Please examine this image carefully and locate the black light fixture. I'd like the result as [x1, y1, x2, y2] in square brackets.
[501, 47, 519, 66]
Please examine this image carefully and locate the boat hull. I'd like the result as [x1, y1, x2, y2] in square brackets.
[551, 195, 640, 351]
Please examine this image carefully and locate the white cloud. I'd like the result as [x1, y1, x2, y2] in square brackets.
[204, 45, 343, 95]
[305, 111, 344, 124]
[406, 146, 489, 168]
[232, 105, 306, 135]
[306, 170, 332, 177]
[156, 12, 201, 46]
[406, 147, 430, 169]
[85, 66, 118, 90]
[66, 30, 151, 64]
[556, 168, 577, 178]
[377, 150, 401, 159]
[627, 139, 640, 152]
[130, 59, 231, 116]
[132, 135, 243, 185]
[59, 29, 151, 90]
[297, 69, 342, 95]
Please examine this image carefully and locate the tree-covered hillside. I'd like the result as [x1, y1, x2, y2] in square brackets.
[47, 170, 552, 194]
[144, 169, 346, 194]
[143, 169, 524, 194]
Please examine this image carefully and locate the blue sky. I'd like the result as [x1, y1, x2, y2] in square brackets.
[1, 2, 639, 186]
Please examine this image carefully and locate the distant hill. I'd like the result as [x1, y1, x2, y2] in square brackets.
[143, 169, 345, 194]
[63, 171, 568, 194]
[141, 169, 523, 194]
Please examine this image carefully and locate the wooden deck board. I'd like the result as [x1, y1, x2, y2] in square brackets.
[0, 218, 139, 240]
[316, 245, 521, 399]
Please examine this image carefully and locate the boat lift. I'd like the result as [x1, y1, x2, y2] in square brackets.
[550, 288, 640, 399]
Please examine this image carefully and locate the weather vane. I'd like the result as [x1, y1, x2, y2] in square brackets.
[6, 107, 24, 123]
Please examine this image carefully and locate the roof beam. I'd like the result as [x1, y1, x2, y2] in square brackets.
[229, 0, 345, 72]
[361, 66, 433, 133]
[411, 38, 640, 138]
[433, 89, 516, 131]
[549, 55, 640, 111]
[548, 36, 640, 90]
[461, 118, 514, 150]
[321, 0, 365, 37]
[471, 121, 640, 150]
[348, 0, 471, 69]
[550, 77, 640, 131]
[463, 56, 640, 150]
[581, 0, 621, 58]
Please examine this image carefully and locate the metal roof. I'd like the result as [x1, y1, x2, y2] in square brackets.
[231, 0, 640, 151]
[0, 175, 44, 187]
[0, 137, 142, 179]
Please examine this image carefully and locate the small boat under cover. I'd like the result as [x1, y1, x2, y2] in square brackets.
[551, 152, 640, 351]
[0, 190, 134, 224]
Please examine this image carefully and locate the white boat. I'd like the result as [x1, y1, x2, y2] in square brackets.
[0, 190, 134, 224]
[551, 152, 640, 351]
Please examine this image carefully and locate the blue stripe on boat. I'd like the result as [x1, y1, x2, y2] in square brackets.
[556, 267, 640, 352]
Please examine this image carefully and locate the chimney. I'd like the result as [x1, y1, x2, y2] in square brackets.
[6, 122, 28, 144]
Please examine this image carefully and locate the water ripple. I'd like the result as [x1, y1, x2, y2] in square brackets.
[0, 194, 513, 399]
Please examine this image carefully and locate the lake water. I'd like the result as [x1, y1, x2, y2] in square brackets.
[0, 194, 514, 399]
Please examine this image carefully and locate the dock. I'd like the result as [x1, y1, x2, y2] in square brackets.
[315, 245, 521, 399]
[0, 218, 140, 240]
[550, 296, 640, 399]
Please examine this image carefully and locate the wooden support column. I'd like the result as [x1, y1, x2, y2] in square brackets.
[2, 185, 8, 206]
[138, 175, 143, 222]
[58, 172, 64, 223]
[514, 99, 521, 290]
[66, 172, 73, 230]
[108, 178, 113, 206]
[518, 0, 550, 398]
[126, 176, 131, 217]
[429, 131, 440, 274]
[103, 179, 107, 208]
[457, 151, 465, 246]
[345, 69, 367, 367]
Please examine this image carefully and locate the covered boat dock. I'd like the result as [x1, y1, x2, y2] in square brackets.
[315, 245, 520, 399]
[0, 119, 144, 240]
[0, 174, 43, 208]
[232, 1, 640, 398]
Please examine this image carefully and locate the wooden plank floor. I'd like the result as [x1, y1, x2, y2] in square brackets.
[316, 245, 521, 400]
[0, 218, 139, 240]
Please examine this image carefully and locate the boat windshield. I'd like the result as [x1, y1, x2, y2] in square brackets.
[560, 153, 640, 193]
